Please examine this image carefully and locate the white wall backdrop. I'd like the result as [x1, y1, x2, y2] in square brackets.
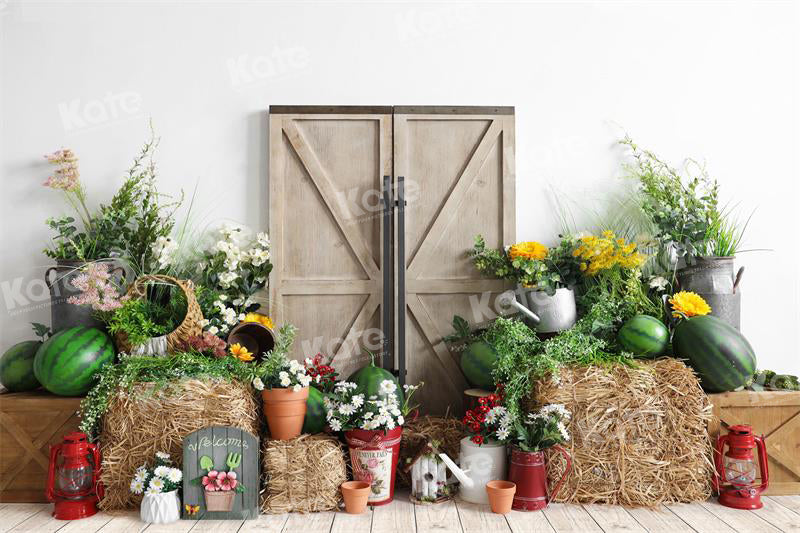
[1, 1, 798, 375]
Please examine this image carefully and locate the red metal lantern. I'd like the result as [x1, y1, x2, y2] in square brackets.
[46, 432, 103, 520]
[713, 424, 769, 510]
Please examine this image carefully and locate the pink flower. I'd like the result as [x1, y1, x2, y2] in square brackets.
[367, 458, 379, 469]
[67, 262, 125, 312]
[43, 149, 80, 191]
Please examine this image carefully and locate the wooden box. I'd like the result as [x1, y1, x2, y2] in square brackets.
[0, 391, 83, 502]
[709, 391, 800, 495]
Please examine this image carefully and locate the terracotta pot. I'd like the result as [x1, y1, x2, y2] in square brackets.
[345, 427, 403, 506]
[261, 386, 309, 440]
[508, 445, 572, 511]
[204, 490, 235, 512]
[340, 481, 371, 514]
[486, 480, 516, 514]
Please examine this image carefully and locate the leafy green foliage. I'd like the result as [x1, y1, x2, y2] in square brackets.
[79, 352, 252, 439]
[105, 285, 187, 346]
[251, 324, 299, 387]
[30, 322, 52, 341]
[508, 404, 570, 452]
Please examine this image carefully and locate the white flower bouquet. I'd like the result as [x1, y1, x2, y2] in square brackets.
[500, 403, 571, 452]
[129, 451, 183, 496]
[323, 380, 422, 432]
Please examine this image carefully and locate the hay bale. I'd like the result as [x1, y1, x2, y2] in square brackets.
[99, 378, 259, 510]
[261, 434, 347, 514]
[531, 358, 713, 507]
[397, 416, 464, 487]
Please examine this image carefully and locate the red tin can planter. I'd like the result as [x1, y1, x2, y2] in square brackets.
[345, 427, 403, 506]
[508, 445, 572, 511]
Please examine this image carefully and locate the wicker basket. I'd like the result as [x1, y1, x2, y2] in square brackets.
[114, 275, 203, 355]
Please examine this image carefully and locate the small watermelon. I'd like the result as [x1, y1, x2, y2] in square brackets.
[460, 341, 498, 390]
[672, 315, 757, 393]
[303, 386, 327, 434]
[618, 315, 669, 358]
[34, 327, 115, 396]
[0, 341, 42, 392]
[347, 350, 404, 405]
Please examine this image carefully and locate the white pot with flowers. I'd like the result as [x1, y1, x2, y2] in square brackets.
[324, 379, 422, 506]
[130, 452, 182, 524]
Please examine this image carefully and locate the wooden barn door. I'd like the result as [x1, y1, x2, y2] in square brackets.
[269, 107, 392, 377]
[394, 107, 516, 414]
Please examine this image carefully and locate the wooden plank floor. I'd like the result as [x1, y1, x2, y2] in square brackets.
[1, 494, 797, 533]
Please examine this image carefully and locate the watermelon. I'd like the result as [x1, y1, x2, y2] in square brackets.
[347, 350, 404, 405]
[618, 315, 669, 358]
[672, 315, 757, 393]
[0, 341, 42, 392]
[34, 327, 115, 396]
[460, 341, 497, 390]
[303, 386, 327, 434]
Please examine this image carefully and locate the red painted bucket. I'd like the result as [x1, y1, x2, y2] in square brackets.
[345, 427, 403, 506]
[508, 445, 572, 511]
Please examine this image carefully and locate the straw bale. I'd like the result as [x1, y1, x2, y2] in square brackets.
[531, 358, 714, 507]
[261, 433, 347, 514]
[99, 378, 259, 510]
[397, 416, 464, 487]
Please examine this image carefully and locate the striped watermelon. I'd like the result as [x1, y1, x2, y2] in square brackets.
[617, 315, 669, 358]
[460, 341, 497, 390]
[303, 386, 327, 434]
[347, 350, 404, 405]
[33, 327, 115, 396]
[672, 315, 757, 393]
[0, 341, 42, 392]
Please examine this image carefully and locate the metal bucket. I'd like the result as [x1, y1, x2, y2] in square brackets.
[45, 260, 126, 333]
[676, 257, 744, 330]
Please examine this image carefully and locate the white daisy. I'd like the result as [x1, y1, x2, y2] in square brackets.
[496, 427, 510, 440]
[130, 479, 145, 494]
[351, 394, 364, 408]
[149, 477, 165, 491]
[154, 466, 170, 478]
[379, 380, 397, 396]
[329, 419, 342, 432]
[167, 468, 183, 483]
[145, 485, 161, 496]
[339, 404, 356, 416]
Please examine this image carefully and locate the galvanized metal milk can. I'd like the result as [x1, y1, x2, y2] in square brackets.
[676, 257, 744, 330]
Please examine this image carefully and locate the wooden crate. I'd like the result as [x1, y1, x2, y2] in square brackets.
[709, 391, 800, 495]
[0, 391, 83, 502]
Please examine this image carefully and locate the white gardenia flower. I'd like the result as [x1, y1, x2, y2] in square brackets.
[379, 380, 397, 395]
[167, 468, 183, 483]
[329, 419, 342, 432]
[280, 377, 291, 387]
[397, 415, 404, 426]
[208, 326, 219, 336]
[251, 248, 270, 266]
[198, 319, 210, 328]
[252, 377, 265, 391]
[130, 479, 145, 494]
[649, 276, 669, 291]
[298, 375, 312, 387]
[292, 384, 302, 392]
[257, 232, 270, 248]
[154, 466, 170, 478]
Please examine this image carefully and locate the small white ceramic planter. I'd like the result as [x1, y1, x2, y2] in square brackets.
[458, 437, 507, 504]
[140, 489, 180, 524]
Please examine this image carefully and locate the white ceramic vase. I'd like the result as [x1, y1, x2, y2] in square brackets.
[140, 489, 180, 524]
[458, 437, 507, 504]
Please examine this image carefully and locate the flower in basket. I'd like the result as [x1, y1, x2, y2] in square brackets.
[304, 353, 339, 393]
[462, 392, 512, 445]
[324, 380, 422, 432]
[129, 452, 183, 496]
[499, 404, 571, 452]
[669, 291, 711, 319]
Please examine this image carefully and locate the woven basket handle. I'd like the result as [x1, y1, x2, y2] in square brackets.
[127, 275, 181, 299]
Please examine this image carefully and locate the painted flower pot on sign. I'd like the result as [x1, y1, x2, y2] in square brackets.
[458, 437, 507, 504]
[261, 386, 309, 440]
[204, 490, 235, 512]
[345, 427, 403, 505]
[508, 445, 572, 511]
[140, 489, 181, 524]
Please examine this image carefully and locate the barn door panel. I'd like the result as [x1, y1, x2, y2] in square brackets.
[394, 108, 515, 414]
[269, 108, 392, 376]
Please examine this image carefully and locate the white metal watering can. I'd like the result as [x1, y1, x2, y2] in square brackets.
[497, 287, 577, 333]
[439, 438, 507, 504]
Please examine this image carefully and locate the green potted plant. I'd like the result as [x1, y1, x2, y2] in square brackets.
[469, 236, 581, 333]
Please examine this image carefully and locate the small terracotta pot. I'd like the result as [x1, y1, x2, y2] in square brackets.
[204, 490, 235, 512]
[486, 480, 516, 514]
[261, 386, 309, 440]
[340, 481, 371, 514]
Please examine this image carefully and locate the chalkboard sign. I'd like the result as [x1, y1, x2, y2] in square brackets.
[181, 426, 259, 520]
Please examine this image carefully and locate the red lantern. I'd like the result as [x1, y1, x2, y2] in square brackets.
[713, 424, 769, 510]
[46, 432, 103, 520]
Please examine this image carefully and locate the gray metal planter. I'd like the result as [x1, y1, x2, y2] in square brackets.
[676, 256, 744, 330]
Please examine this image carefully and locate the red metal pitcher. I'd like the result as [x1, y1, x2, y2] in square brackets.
[508, 445, 572, 511]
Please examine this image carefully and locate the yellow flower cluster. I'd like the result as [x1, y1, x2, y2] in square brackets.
[572, 231, 646, 275]
[509, 241, 548, 261]
[669, 291, 712, 318]
[244, 312, 274, 330]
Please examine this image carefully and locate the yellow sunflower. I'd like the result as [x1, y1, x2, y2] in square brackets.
[509, 241, 548, 261]
[669, 291, 712, 318]
[229, 343, 254, 362]
[244, 312, 274, 330]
